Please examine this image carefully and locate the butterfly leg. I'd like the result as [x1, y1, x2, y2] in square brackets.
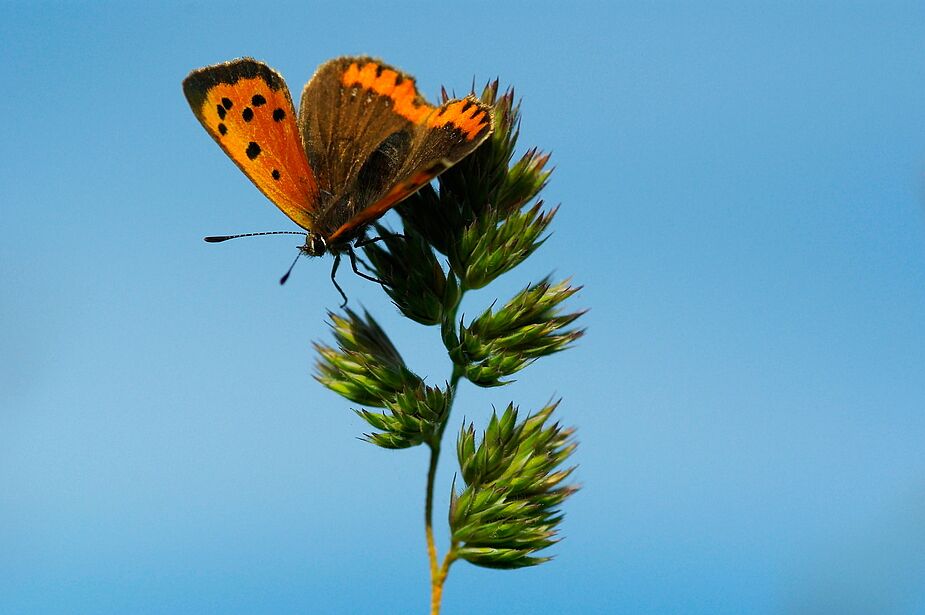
[350, 237, 385, 278]
[347, 245, 386, 285]
[329, 253, 349, 308]
[353, 233, 405, 248]
[351, 233, 407, 279]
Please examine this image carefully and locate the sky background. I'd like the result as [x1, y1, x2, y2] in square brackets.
[2, 2, 925, 613]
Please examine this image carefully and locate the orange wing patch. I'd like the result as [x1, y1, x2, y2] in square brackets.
[341, 60, 434, 124]
[428, 97, 491, 141]
[183, 59, 319, 230]
[340, 60, 490, 141]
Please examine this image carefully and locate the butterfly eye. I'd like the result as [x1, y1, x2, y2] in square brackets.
[307, 233, 327, 257]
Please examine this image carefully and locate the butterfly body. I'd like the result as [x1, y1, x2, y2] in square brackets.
[183, 56, 493, 294]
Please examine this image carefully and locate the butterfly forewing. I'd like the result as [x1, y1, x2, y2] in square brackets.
[183, 58, 319, 230]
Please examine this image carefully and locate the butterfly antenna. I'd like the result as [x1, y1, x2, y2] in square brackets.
[204, 231, 306, 243]
[279, 250, 303, 285]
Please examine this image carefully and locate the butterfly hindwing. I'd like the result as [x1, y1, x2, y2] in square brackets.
[296, 57, 425, 237]
[297, 57, 493, 245]
[183, 58, 319, 230]
[326, 92, 493, 244]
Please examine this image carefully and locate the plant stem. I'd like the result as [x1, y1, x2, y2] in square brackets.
[430, 547, 457, 615]
[427, 279, 466, 614]
[424, 440, 440, 598]
[426, 367, 462, 615]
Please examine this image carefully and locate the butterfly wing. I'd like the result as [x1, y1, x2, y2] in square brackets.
[183, 58, 319, 230]
[298, 57, 492, 244]
[328, 94, 493, 244]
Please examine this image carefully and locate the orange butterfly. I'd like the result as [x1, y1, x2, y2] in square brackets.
[183, 57, 493, 303]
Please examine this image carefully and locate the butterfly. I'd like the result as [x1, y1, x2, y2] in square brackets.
[183, 56, 493, 304]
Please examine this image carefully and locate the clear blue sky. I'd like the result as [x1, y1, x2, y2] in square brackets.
[2, 2, 924, 613]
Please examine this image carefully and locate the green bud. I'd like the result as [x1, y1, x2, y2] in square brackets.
[396, 184, 462, 258]
[357, 382, 451, 449]
[455, 278, 585, 386]
[450, 400, 579, 569]
[313, 309, 420, 407]
[449, 202, 557, 289]
[363, 225, 448, 326]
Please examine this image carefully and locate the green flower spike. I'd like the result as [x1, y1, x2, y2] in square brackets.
[457, 278, 586, 386]
[357, 382, 451, 449]
[452, 201, 558, 290]
[313, 309, 421, 407]
[450, 400, 579, 569]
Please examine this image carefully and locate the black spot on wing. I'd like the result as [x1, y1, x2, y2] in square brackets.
[216, 104, 226, 119]
[242, 107, 254, 122]
[246, 142, 261, 159]
[272, 108, 285, 122]
[221, 97, 233, 110]
[218, 123, 227, 135]
[251, 94, 266, 106]
[272, 169, 280, 180]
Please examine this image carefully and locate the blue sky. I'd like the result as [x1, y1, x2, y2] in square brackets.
[2, 2, 924, 613]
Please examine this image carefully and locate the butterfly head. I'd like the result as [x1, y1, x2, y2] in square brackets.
[300, 232, 328, 257]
